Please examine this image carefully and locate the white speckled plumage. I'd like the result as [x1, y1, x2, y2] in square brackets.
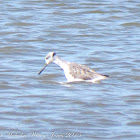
[38, 52, 108, 83]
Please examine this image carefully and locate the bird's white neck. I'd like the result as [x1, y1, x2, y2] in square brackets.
[53, 56, 68, 70]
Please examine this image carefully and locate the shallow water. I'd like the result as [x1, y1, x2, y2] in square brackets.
[0, 0, 140, 139]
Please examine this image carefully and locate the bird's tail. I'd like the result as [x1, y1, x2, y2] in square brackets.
[103, 75, 109, 78]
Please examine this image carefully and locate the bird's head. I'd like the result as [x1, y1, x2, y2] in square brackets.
[45, 52, 56, 65]
[38, 52, 56, 75]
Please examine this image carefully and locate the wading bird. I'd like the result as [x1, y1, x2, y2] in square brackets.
[38, 52, 108, 83]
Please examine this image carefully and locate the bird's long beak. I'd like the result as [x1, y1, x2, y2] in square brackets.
[38, 63, 48, 75]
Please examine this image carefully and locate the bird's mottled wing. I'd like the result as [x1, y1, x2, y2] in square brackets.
[68, 63, 100, 80]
